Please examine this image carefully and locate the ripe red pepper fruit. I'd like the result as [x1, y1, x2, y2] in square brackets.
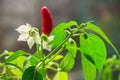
[41, 6, 53, 35]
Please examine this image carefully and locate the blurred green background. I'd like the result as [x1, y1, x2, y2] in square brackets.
[0, 0, 120, 80]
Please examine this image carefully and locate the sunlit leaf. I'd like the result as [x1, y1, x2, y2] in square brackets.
[80, 33, 106, 71]
[85, 22, 120, 57]
[59, 53, 75, 72]
[30, 52, 40, 66]
[66, 38, 77, 58]
[4, 50, 26, 63]
[9, 56, 26, 77]
[23, 56, 32, 70]
[66, 21, 78, 27]
[81, 54, 96, 80]
[51, 30, 66, 47]
[51, 23, 67, 34]
[53, 72, 68, 80]
[50, 21, 78, 48]
[51, 21, 78, 34]
[53, 55, 63, 61]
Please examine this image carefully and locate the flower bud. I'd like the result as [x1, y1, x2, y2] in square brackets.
[41, 6, 53, 35]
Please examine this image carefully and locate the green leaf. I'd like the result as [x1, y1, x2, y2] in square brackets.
[81, 54, 96, 80]
[66, 38, 77, 58]
[8, 56, 27, 77]
[4, 67, 14, 80]
[53, 55, 63, 61]
[6, 63, 23, 77]
[66, 21, 78, 27]
[51, 30, 66, 47]
[23, 56, 32, 70]
[50, 21, 78, 47]
[39, 68, 46, 78]
[51, 23, 67, 34]
[22, 66, 43, 80]
[4, 50, 26, 63]
[85, 22, 120, 57]
[51, 21, 78, 34]
[30, 52, 40, 66]
[53, 72, 68, 80]
[59, 53, 75, 72]
[80, 33, 106, 71]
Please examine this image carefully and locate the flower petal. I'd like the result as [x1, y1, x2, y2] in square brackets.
[17, 34, 29, 41]
[27, 37, 35, 49]
[26, 23, 32, 30]
[43, 41, 52, 51]
[16, 24, 31, 33]
[48, 35, 54, 42]
[34, 33, 41, 45]
[44, 45, 52, 51]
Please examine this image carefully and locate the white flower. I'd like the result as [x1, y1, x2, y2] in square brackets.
[16, 23, 54, 51]
[42, 35, 54, 51]
[16, 23, 41, 49]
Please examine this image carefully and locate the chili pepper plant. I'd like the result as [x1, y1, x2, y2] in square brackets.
[0, 6, 120, 80]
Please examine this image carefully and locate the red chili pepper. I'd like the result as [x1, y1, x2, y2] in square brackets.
[41, 6, 53, 35]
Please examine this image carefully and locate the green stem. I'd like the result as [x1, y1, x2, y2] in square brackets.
[26, 53, 39, 61]
[46, 66, 58, 71]
[5, 63, 23, 72]
[115, 49, 120, 58]
[40, 39, 45, 59]
[36, 44, 44, 60]
[50, 62, 59, 67]
[73, 33, 82, 36]
[44, 24, 83, 60]
[2, 65, 6, 74]
[43, 33, 72, 61]
[36, 34, 72, 68]
[36, 24, 82, 68]
[45, 47, 64, 65]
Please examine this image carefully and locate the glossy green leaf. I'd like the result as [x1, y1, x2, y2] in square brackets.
[8, 55, 27, 77]
[81, 54, 96, 80]
[85, 22, 120, 57]
[50, 21, 78, 47]
[22, 66, 43, 80]
[51, 30, 66, 47]
[66, 21, 78, 27]
[51, 23, 67, 34]
[4, 50, 26, 63]
[30, 52, 40, 66]
[59, 53, 75, 72]
[53, 72, 68, 80]
[80, 33, 106, 71]
[51, 21, 78, 34]
[66, 38, 77, 58]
